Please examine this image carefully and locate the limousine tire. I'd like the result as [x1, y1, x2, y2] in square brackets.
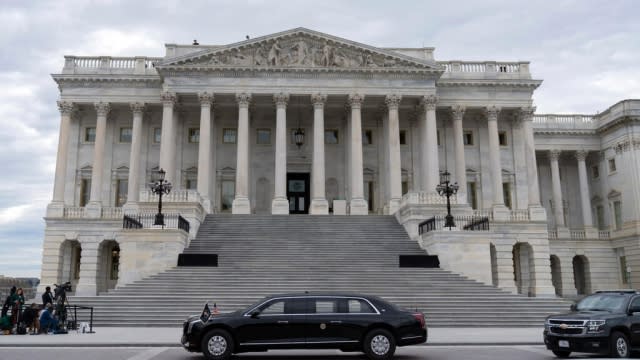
[363, 328, 396, 360]
[201, 329, 234, 360]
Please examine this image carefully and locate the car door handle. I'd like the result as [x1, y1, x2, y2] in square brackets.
[277, 320, 289, 324]
[330, 321, 342, 324]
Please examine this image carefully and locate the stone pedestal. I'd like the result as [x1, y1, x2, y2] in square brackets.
[349, 198, 368, 215]
[46, 202, 65, 218]
[333, 200, 347, 215]
[85, 202, 102, 218]
[585, 226, 599, 239]
[528, 205, 547, 221]
[492, 205, 510, 221]
[310, 199, 329, 215]
[117, 229, 188, 287]
[271, 198, 290, 215]
[557, 226, 571, 239]
[388, 198, 401, 215]
[232, 197, 251, 214]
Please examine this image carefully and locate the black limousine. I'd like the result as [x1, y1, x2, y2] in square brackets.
[181, 293, 427, 360]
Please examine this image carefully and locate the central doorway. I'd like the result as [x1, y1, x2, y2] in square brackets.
[287, 173, 310, 214]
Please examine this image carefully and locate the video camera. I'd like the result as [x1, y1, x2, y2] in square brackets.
[53, 281, 72, 301]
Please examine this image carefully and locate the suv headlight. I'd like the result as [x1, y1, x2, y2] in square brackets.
[586, 320, 606, 333]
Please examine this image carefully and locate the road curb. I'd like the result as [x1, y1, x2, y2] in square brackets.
[0, 342, 544, 348]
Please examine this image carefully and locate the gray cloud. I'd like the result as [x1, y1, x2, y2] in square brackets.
[0, 0, 638, 278]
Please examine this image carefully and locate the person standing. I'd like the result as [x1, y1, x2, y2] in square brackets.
[10, 288, 25, 326]
[1, 286, 16, 317]
[42, 287, 54, 308]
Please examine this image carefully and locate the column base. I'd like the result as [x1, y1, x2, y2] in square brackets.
[492, 204, 510, 221]
[534, 285, 559, 297]
[561, 287, 578, 297]
[333, 200, 347, 215]
[388, 198, 401, 215]
[85, 202, 102, 218]
[46, 202, 65, 218]
[271, 197, 290, 215]
[528, 205, 547, 221]
[349, 198, 368, 215]
[232, 197, 251, 214]
[201, 198, 213, 214]
[310, 198, 329, 215]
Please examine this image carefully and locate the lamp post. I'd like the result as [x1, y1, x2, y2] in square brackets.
[150, 168, 172, 227]
[436, 170, 459, 230]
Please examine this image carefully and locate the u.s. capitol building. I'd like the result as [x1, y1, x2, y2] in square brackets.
[41, 28, 640, 302]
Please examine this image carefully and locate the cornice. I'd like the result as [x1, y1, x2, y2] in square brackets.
[436, 79, 542, 88]
[534, 129, 598, 136]
[52, 74, 162, 89]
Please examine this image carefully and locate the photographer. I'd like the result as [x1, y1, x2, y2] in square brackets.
[42, 286, 54, 308]
[39, 303, 58, 334]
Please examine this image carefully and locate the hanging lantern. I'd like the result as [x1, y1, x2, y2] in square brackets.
[294, 127, 305, 148]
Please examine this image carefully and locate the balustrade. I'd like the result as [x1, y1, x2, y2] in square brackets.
[570, 229, 586, 239]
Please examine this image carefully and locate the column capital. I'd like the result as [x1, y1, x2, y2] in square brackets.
[575, 150, 588, 162]
[549, 149, 562, 161]
[420, 94, 438, 111]
[484, 105, 501, 121]
[273, 92, 289, 108]
[519, 106, 536, 121]
[384, 94, 402, 110]
[198, 92, 214, 107]
[310, 93, 327, 109]
[94, 102, 111, 117]
[451, 105, 466, 121]
[236, 92, 252, 108]
[161, 91, 177, 106]
[129, 102, 145, 116]
[347, 93, 365, 109]
[57, 101, 75, 116]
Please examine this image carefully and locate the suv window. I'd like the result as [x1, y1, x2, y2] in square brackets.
[629, 297, 640, 310]
[576, 294, 627, 312]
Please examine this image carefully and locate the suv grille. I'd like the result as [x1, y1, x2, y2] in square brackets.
[550, 327, 583, 335]
[549, 319, 586, 326]
[548, 319, 586, 335]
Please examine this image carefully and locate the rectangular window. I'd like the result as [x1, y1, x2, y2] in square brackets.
[85, 127, 96, 143]
[363, 129, 373, 145]
[596, 205, 605, 230]
[463, 130, 474, 146]
[115, 179, 128, 207]
[399, 130, 407, 145]
[437, 130, 441, 146]
[186, 179, 197, 190]
[325, 129, 338, 144]
[80, 179, 91, 207]
[592, 165, 600, 179]
[188, 128, 200, 143]
[614, 200, 623, 230]
[223, 129, 237, 144]
[257, 129, 271, 145]
[314, 300, 337, 314]
[365, 181, 374, 212]
[119, 127, 132, 143]
[620, 256, 629, 285]
[402, 181, 408, 195]
[467, 182, 477, 210]
[153, 128, 161, 144]
[609, 158, 617, 173]
[498, 131, 507, 146]
[503, 183, 512, 209]
[221, 180, 235, 211]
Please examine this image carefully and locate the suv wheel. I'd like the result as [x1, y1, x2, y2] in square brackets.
[363, 328, 396, 360]
[201, 329, 234, 360]
[552, 350, 571, 358]
[610, 331, 630, 358]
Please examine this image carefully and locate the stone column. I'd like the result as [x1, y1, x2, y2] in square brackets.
[86, 102, 110, 218]
[485, 106, 508, 219]
[348, 93, 368, 215]
[451, 105, 467, 200]
[48, 101, 75, 216]
[125, 102, 145, 206]
[576, 150, 594, 228]
[549, 150, 565, 227]
[520, 107, 547, 220]
[310, 93, 329, 214]
[385, 94, 402, 214]
[271, 92, 290, 214]
[159, 91, 177, 182]
[197, 92, 214, 213]
[232, 92, 252, 214]
[420, 95, 439, 192]
[495, 244, 518, 294]
[74, 241, 99, 296]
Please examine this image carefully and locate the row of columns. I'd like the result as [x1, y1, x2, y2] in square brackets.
[52, 96, 543, 217]
[548, 149, 593, 228]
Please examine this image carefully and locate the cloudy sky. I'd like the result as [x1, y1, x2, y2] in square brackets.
[0, 0, 638, 278]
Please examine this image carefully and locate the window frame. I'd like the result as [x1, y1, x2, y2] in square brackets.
[222, 128, 237, 144]
[84, 127, 96, 143]
[152, 127, 162, 144]
[498, 131, 508, 146]
[256, 128, 272, 145]
[399, 130, 407, 145]
[188, 128, 200, 143]
[592, 165, 600, 179]
[463, 130, 474, 146]
[362, 129, 373, 146]
[119, 127, 132, 143]
[608, 158, 617, 174]
[324, 129, 339, 144]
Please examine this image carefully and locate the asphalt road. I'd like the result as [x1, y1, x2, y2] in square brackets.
[0, 345, 615, 360]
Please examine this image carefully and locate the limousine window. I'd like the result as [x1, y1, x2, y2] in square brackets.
[259, 298, 306, 315]
[348, 299, 376, 313]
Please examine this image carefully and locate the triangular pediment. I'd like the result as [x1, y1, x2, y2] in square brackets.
[157, 28, 442, 73]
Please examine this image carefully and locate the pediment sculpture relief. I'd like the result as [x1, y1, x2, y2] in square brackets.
[185, 36, 412, 69]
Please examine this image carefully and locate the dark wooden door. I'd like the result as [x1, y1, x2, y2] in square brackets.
[287, 173, 310, 214]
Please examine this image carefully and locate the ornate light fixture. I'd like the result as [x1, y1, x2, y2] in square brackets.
[294, 96, 304, 148]
[436, 170, 459, 229]
[150, 168, 172, 227]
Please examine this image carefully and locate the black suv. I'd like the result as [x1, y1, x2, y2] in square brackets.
[181, 293, 427, 360]
[544, 290, 640, 358]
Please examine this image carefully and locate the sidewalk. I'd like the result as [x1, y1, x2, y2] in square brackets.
[0, 327, 544, 347]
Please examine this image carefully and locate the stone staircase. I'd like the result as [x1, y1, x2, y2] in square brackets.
[70, 214, 570, 327]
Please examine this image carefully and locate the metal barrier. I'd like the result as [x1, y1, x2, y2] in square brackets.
[419, 215, 491, 234]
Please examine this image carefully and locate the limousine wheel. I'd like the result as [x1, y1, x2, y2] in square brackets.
[201, 329, 234, 360]
[363, 328, 396, 360]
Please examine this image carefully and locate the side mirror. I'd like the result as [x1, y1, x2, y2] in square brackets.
[628, 307, 640, 315]
[250, 311, 260, 318]
[570, 304, 577, 312]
